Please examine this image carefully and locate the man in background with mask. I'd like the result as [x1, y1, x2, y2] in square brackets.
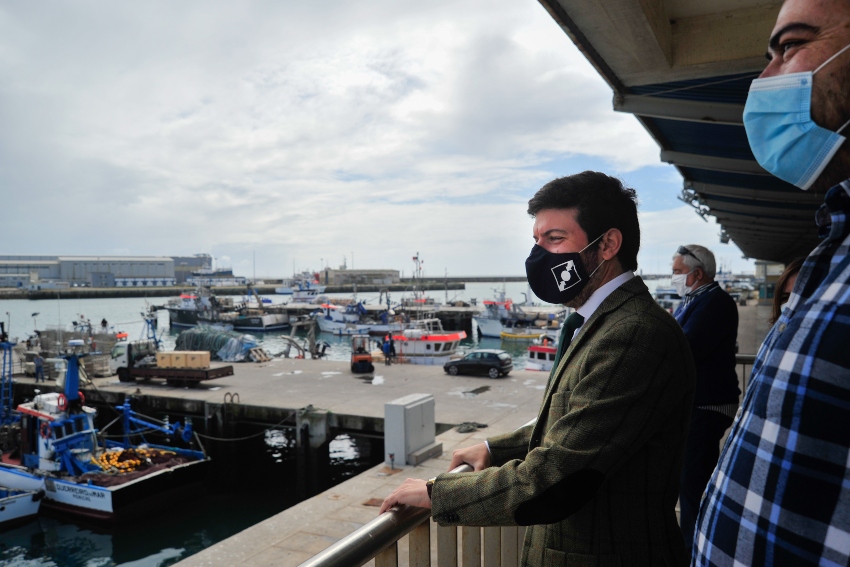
[381, 171, 696, 566]
[670, 244, 739, 558]
[694, 0, 850, 564]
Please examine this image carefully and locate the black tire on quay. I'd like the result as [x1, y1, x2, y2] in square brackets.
[488, 367, 499, 379]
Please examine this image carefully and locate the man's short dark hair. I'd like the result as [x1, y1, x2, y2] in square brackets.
[527, 171, 640, 271]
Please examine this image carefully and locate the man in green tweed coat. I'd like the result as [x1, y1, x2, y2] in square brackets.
[381, 172, 696, 566]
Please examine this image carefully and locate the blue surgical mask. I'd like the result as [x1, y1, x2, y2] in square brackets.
[743, 43, 850, 190]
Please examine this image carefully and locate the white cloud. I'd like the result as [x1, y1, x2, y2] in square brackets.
[0, 0, 717, 277]
[638, 207, 751, 274]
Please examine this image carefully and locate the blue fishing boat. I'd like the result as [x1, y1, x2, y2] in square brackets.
[0, 341, 210, 523]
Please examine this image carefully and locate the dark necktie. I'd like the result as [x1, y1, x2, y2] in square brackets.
[551, 311, 585, 372]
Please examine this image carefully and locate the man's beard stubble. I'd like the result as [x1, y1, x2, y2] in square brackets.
[563, 248, 604, 309]
[810, 63, 850, 194]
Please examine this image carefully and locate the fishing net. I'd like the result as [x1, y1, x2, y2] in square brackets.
[175, 327, 257, 362]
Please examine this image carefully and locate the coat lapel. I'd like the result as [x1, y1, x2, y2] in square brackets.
[532, 277, 649, 440]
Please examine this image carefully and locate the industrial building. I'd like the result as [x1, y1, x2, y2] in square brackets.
[172, 254, 213, 284]
[0, 255, 175, 288]
[318, 268, 400, 286]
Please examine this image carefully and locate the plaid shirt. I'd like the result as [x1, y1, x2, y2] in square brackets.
[693, 181, 850, 566]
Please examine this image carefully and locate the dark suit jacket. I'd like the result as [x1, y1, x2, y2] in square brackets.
[432, 277, 696, 567]
[673, 282, 740, 406]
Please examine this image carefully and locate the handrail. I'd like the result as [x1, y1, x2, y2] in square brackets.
[298, 463, 474, 567]
[735, 353, 756, 365]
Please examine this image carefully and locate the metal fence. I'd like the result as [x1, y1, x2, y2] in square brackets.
[297, 464, 526, 567]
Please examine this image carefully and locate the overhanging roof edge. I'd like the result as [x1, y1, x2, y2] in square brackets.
[661, 150, 767, 175]
[537, 0, 626, 94]
[614, 94, 744, 125]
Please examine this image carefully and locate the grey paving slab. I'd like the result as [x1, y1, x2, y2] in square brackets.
[76, 358, 550, 430]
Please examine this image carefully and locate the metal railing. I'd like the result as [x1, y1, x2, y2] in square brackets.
[298, 463, 524, 567]
[736, 353, 757, 393]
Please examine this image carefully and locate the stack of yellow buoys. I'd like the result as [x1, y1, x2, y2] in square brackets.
[95, 447, 175, 473]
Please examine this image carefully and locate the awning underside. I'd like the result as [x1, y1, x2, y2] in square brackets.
[541, 0, 819, 264]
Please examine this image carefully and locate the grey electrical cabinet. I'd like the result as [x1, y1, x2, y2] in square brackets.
[384, 393, 442, 466]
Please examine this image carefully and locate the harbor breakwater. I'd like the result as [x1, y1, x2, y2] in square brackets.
[3, 281, 466, 300]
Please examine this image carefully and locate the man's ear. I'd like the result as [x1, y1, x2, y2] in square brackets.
[599, 228, 622, 261]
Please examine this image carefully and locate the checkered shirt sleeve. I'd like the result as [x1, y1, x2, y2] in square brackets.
[693, 182, 850, 566]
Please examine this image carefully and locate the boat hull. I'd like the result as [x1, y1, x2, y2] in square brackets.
[229, 314, 290, 332]
[169, 308, 289, 332]
[392, 330, 467, 364]
[0, 487, 43, 528]
[316, 317, 371, 335]
[473, 317, 504, 338]
[0, 458, 209, 524]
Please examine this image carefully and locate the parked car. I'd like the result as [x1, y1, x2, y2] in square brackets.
[444, 349, 512, 378]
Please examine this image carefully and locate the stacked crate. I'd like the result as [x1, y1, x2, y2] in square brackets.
[156, 351, 210, 369]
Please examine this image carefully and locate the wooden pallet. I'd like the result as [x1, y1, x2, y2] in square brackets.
[249, 347, 272, 362]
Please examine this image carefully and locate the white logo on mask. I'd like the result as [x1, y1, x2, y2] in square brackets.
[552, 260, 581, 291]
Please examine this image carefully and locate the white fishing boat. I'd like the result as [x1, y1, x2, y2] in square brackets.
[0, 485, 44, 528]
[313, 304, 372, 336]
[525, 339, 558, 372]
[391, 319, 466, 365]
[275, 273, 326, 296]
[474, 288, 563, 340]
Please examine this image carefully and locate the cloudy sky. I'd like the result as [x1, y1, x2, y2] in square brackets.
[0, 1, 752, 279]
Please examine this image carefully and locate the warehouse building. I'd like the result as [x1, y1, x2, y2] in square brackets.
[0, 255, 175, 287]
[319, 267, 400, 285]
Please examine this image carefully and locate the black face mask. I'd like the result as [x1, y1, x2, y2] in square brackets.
[524, 233, 605, 305]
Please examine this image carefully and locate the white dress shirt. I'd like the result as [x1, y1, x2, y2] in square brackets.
[571, 270, 635, 340]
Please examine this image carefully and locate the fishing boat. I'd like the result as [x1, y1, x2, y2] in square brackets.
[206, 309, 290, 332]
[380, 253, 465, 364]
[291, 285, 327, 303]
[0, 343, 210, 523]
[362, 309, 409, 337]
[313, 304, 372, 336]
[166, 289, 289, 332]
[499, 320, 559, 341]
[165, 291, 234, 328]
[0, 485, 44, 528]
[525, 337, 558, 372]
[391, 319, 466, 365]
[275, 272, 326, 296]
[474, 288, 563, 340]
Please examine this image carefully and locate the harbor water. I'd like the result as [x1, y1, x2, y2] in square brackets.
[0, 281, 670, 369]
[0, 279, 669, 566]
[0, 422, 383, 567]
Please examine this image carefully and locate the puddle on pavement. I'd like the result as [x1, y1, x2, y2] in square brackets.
[464, 386, 491, 397]
[355, 375, 385, 385]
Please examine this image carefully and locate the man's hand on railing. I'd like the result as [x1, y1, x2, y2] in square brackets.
[379, 478, 432, 514]
[448, 442, 490, 471]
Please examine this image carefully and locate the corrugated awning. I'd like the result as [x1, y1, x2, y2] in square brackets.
[539, 0, 817, 264]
